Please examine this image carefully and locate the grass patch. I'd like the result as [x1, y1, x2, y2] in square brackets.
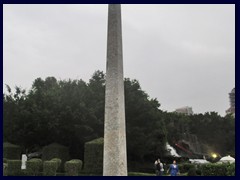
[128, 172, 155, 176]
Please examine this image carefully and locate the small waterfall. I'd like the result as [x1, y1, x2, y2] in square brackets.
[166, 142, 181, 157]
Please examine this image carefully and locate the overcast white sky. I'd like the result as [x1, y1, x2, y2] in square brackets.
[3, 4, 235, 116]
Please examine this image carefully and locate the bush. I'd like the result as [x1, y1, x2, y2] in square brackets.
[42, 143, 70, 172]
[3, 163, 8, 176]
[51, 158, 62, 171]
[43, 160, 58, 176]
[178, 163, 195, 173]
[7, 160, 22, 176]
[84, 138, 103, 174]
[3, 158, 8, 163]
[3, 142, 21, 160]
[26, 158, 43, 176]
[65, 159, 83, 176]
[196, 168, 202, 176]
[226, 163, 235, 176]
[201, 163, 228, 176]
[20, 169, 32, 176]
[187, 168, 197, 176]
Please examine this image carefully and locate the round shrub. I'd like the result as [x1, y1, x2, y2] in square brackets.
[3, 142, 21, 160]
[65, 159, 83, 176]
[7, 160, 22, 176]
[43, 160, 58, 176]
[26, 158, 43, 176]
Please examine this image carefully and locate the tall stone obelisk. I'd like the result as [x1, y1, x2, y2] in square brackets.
[103, 4, 127, 176]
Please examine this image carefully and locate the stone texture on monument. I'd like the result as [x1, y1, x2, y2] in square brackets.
[103, 4, 127, 176]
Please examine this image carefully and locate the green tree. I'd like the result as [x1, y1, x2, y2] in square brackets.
[124, 78, 167, 161]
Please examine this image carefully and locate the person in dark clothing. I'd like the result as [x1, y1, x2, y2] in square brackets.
[154, 158, 162, 176]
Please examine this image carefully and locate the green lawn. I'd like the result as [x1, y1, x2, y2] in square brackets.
[128, 172, 155, 176]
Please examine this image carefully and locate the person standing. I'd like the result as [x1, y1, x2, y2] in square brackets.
[167, 160, 179, 176]
[154, 158, 164, 176]
[154, 159, 161, 176]
[159, 159, 164, 176]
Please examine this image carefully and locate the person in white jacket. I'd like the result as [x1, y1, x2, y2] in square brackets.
[154, 158, 164, 176]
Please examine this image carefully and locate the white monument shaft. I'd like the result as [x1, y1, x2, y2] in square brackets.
[103, 4, 127, 176]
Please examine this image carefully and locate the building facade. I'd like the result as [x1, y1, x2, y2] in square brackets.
[175, 106, 193, 115]
[226, 88, 235, 116]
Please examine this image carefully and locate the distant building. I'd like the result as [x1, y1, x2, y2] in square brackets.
[175, 106, 193, 115]
[226, 88, 235, 116]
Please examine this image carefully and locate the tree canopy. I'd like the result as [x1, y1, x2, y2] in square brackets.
[3, 71, 166, 161]
[3, 71, 235, 161]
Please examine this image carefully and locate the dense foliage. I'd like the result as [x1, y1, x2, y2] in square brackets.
[26, 158, 43, 176]
[43, 160, 58, 176]
[65, 159, 83, 176]
[7, 160, 22, 176]
[42, 143, 69, 171]
[163, 112, 235, 156]
[200, 163, 235, 176]
[51, 158, 62, 172]
[3, 142, 21, 160]
[3, 70, 235, 163]
[83, 138, 103, 174]
[178, 163, 195, 174]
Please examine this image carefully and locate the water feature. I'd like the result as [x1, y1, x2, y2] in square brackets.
[165, 142, 211, 164]
[166, 142, 181, 157]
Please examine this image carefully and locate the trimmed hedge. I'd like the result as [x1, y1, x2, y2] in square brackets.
[43, 160, 58, 176]
[42, 143, 70, 172]
[7, 160, 22, 176]
[51, 158, 62, 171]
[21, 169, 32, 176]
[200, 163, 233, 176]
[84, 138, 103, 174]
[3, 142, 21, 160]
[26, 158, 43, 176]
[186, 163, 235, 176]
[3, 163, 8, 176]
[65, 159, 83, 176]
